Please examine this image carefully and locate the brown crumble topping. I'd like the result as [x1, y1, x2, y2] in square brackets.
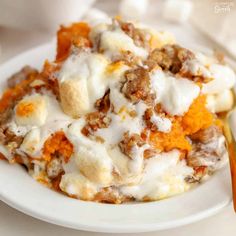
[145, 44, 194, 73]
[143, 108, 168, 132]
[0, 126, 23, 153]
[119, 21, 150, 49]
[119, 132, 145, 159]
[113, 51, 141, 67]
[7, 66, 38, 88]
[121, 67, 155, 104]
[185, 166, 208, 183]
[95, 90, 110, 113]
[186, 125, 227, 182]
[189, 125, 221, 144]
[82, 111, 111, 136]
[94, 187, 132, 204]
[143, 148, 159, 159]
[46, 156, 64, 179]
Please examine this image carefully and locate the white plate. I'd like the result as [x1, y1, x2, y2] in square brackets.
[0, 43, 232, 233]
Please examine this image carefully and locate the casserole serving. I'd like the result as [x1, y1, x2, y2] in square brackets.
[0, 18, 235, 203]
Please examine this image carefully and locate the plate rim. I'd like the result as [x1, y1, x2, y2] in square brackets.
[0, 189, 229, 233]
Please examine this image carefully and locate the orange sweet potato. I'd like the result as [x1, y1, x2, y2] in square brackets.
[56, 22, 91, 61]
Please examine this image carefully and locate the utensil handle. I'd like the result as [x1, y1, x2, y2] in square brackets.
[227, 110, 236, 212]
[229, 142, 236, 212]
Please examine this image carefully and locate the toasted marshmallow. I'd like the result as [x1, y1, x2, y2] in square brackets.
[202, 64, 236, 94]
[20, 128, 41, 157]
[149, 30, 176, 49]
[60, 78, 90, 118]
[120, 150, 193, 200]
[83, 8, 111, 26]
[108, 146, 143, 185]
[119, 0, 148, 20]
[15, 94, 47, 126]
[60, 173, 98, 200]
[75, 145, 113, 186]
[163, 0, 193, 23]
[150, 69, 200, 116]
[133, 22, 176, 49]
[206, 89, 234, 113]
[89, 23, 109, 44]
[66, 120, 113, 186]
[99, 27, 148, 59]
[58, 52, 109, 117]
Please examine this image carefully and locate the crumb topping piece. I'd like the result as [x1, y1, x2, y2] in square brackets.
[145, 44, 194, 73]
[186, 125, 228, 182]
[122, 67, 154, 104]
[119, 132, 145, 159]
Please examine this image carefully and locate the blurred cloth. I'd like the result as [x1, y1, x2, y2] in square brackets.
[0, 0, 95, 32]
[191, 0, 236, 57]
[1, 0, 236, 61]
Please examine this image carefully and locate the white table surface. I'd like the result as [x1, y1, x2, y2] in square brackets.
[0, 1, 236, 235]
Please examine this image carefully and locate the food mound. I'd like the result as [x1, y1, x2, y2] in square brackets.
[0, 19, 235, 203]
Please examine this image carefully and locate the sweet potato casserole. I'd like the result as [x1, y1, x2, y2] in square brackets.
[0, 19, 235, 203]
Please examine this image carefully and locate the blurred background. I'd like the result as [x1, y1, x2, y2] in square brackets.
[0, 0, 235, 64]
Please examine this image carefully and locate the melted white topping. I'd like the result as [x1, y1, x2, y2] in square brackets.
[182, 52, 236, 94]
[17, 93, 73, 158]
[7, 121, 29, 137]
[109, 85, 135, 114]
[129, 144, 149, 174]
[64, 117, 151, 187]
[150, 114, 172, 133]
[58, 52, 109, 111]
[206, 89, 234, 113]
[29, 159, 46, 179]
[79, 64, 147, 146]
[66, 120, 113, 186]
[121, 150, 193, 200]
[182, 58, 211, 78]
[96, 113, 142, 145]
[19, 127, 41, 157]
[60, 172, 99, 200]
[98, 25, 148, 59]
[108, 146, 143, 185]
[150, 69, 200, 116]
[95, 100, 147, 146]
[202, 64, 236, 94]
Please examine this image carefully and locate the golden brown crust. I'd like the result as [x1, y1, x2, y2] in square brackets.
[59, 79, 90, 118]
